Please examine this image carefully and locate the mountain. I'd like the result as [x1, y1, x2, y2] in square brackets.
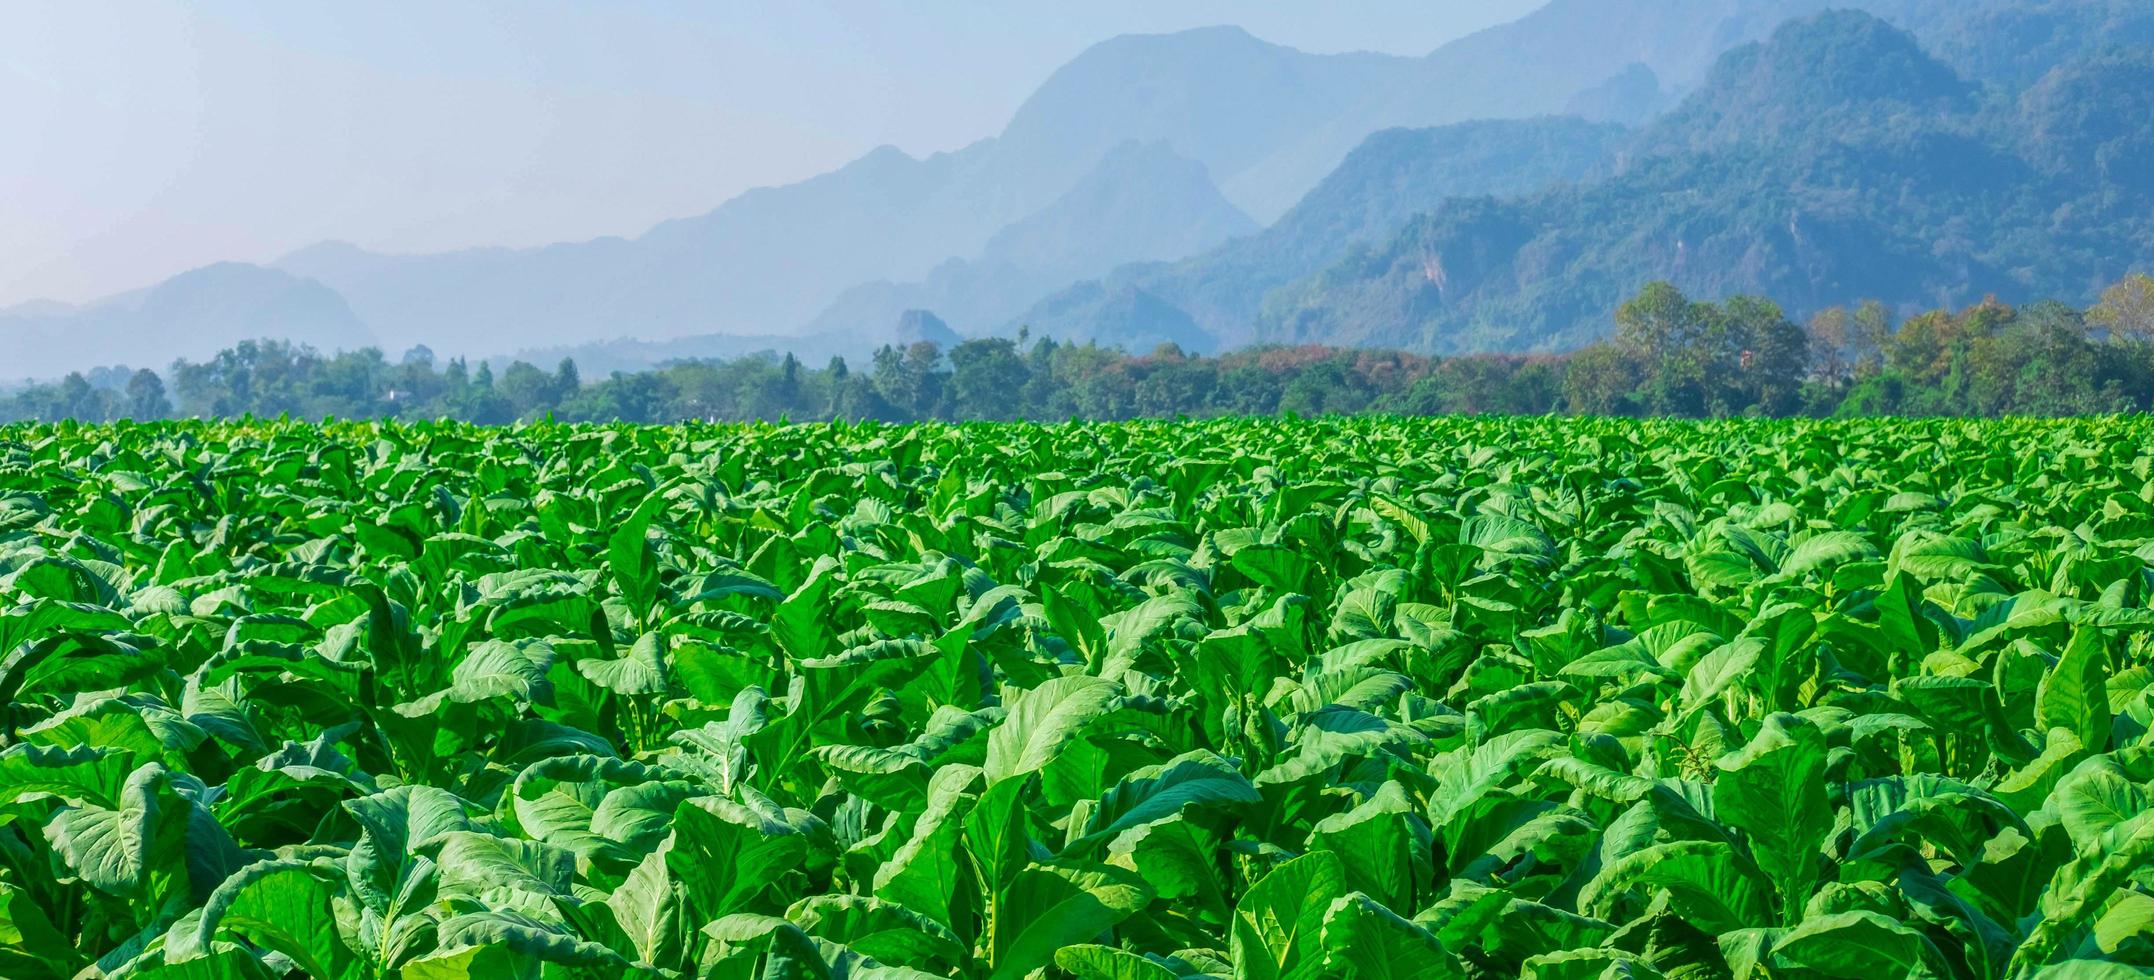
[0, 263, 372, 381]
[22, 0, 2154, 378]
[1253, 9, 2154, 353]
[1563, 65, 1669, 126]
[988, 26, 1420, 224]
[260, 1, 1880, 361]
[1017, 117, 1624, 350]
[275, 142, 998, 356]
[1003, 0, 2035, 352]
[801, 141, 1255, 339]
[261, 27, 1417, 359]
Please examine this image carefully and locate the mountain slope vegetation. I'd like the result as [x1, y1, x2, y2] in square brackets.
[1253, 9, 2154, 353]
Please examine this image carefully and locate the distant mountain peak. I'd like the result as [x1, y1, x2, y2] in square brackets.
[1643, 8, 1971, 153]
[893, 309, 959, 347]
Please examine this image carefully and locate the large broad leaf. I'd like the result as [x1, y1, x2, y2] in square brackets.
[786, 894, 965, 971]
[45, 763, 163, 897]
[1320, 892, 1463, 980]
[2013, 811, 2154, 972]
[1101, 592, 1205, 675]
[1425, 730, 1566, 832]
[983, 674, 1120, 784]
[171, 859, 355, 980]
[394, 638, 555, 716]
[697, 913, 842, 980]
[2035, 629, 2110, 753]
[668, 792, 828, 924]
[578, 631, 672, 697]
[1066, 750, 1258, 853]
[412, 909, 633, 976]
[1055, 945, 1182, 980]
[1712, 713, 1831, 921]
[2049, 757, 2151, 851]
[606, 838, 681, 968]
[1778, 531, 1879, 580]
[609, 488, 668, 622]
[873, 765, 981, 928]
[1310, 781, 1434, 912]
[2029, 963, 2154, 980]
[0, 881, 83, 978]
[772, 556, 840, 662]
[1520, 948, 1664, 980]
[1108, 815, 1231, 924]
[1232, 850, 1348, 980]
[1770, 910, 1937, 977]
[1042, 583, 1109, 668]
[126, 948, 280, 980]
[434, 830, 576, 902]
[989, 863, 1152, 980]
[343, 784, 474, 909]
[1580, 840, 1773, 933]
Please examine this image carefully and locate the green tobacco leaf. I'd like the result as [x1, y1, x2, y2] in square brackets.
[1320, 892, 1462, 980]
[434, 830, 576, 902]
[1712, 713, 1831, 921]
[1580, 840, 1773, 934]
[606, 839, 681, 967]
[1311, 781, 1433, 912]
[668, 793, 827, 923]
[1770, 910, 1936, 977]
[1042, 583, 1109, 667]
[2035, 628, 2111, 753]
[45, 763, 162, 897]
[984, 674, 1119, 784]
[772, 555, 840, 662]
[173, 859, 355, 980]
[1233, 850, 1347, 980]
[609, 488, 668, 621]
[990, 863, 1153, 980]
[394, 638, 555, 715]
[424, 909, 634, 973]
[1067, 750, 1258, 852]
[874, 765, 981, 927]
[787, 893, 965, 970]
[1055, 944, 1182, 980]
[0, 882, 84, 977]
[578, 631, 672, 696]
[2029, 963, 2154, 980]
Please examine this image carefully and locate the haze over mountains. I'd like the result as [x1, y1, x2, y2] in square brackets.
[6, 0, 2153, 380]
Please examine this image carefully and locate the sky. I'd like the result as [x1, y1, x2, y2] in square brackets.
[0, 1, 1546, 307]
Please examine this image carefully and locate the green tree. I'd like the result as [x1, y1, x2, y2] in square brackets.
[1614, 281, 1715, 415]
[1721, 295, 1808, 416]
[2089, 272, 2154, 345]
[949, 338, 1030, 420]
[498, 360, 558, 418]
[1562, 343, 1644, 415]
[124, 369, 170, 419]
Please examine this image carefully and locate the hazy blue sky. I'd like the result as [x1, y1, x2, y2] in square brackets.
[1, 1, 1545, 307]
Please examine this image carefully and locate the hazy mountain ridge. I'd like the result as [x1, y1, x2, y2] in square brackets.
[11, 0, 2153, 379]
[1015, 116, 1626, 350]
[15, 0, 1817, 373]
[0, 263, 371, 381]
[1253, 8, 2154, 353]
[801, 140, 1256, 339]
[269, 26, 1418, 359]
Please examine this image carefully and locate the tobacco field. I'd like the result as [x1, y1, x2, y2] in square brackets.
[0, 417, 2149, 979]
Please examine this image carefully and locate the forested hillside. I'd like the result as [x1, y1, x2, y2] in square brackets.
[1249, 10, 2154, 353]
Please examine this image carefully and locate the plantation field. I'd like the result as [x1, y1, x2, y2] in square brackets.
[0, 417, 2151, 979]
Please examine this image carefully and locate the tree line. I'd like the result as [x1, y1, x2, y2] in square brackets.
[7, 274, 2153, 424]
